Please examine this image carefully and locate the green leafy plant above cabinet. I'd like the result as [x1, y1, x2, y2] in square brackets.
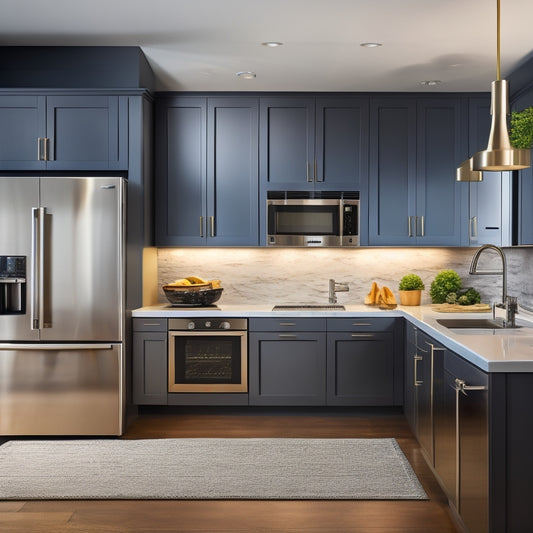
[510, 107, 533, 149]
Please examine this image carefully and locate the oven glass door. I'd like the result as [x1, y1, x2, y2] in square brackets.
[268, 204, 339, 236]
[168, 331, 247, 392]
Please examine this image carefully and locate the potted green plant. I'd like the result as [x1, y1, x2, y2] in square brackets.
[398, 273, 425, 306]
[510, 106, 533, 149]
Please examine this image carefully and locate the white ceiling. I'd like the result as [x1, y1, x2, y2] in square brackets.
[1, 0, 533, 93]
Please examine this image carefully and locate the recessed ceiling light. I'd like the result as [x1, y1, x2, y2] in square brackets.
[420, 80, 442, 86]
[360, 42, 382, 48]
[236, 71, 256, 79]
[262, 41, 283, 47]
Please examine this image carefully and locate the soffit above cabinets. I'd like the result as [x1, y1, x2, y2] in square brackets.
[1, 0, 533, 92]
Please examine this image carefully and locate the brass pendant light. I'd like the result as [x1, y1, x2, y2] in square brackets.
[457, 0, 531, 182]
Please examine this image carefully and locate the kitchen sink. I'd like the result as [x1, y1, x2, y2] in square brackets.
[437, 318, 507, 329]
[436, 317, 533, 334]
[272, 304, 345, 311]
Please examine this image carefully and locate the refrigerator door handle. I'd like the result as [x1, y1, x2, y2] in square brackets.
[31, 207, 46, 330]
[0, 343, 114, 350]
[31, 208, 41, 330]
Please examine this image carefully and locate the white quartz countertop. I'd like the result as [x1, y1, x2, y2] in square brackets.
[133, 304, 533, 373]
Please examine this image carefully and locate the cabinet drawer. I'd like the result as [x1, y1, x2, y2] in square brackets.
[133, 318, 168, 332]
[249, 317, 326, 332]
[327, 317, 396, 332]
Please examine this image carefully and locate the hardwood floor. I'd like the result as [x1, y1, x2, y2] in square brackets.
[0, 407, 460, 532]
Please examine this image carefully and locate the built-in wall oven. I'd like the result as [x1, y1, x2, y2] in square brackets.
[168, 318, 247, 393]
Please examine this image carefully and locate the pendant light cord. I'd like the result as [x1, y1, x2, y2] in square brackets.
[497, 0, 501, 81]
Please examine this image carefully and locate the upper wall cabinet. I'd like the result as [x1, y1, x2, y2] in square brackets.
[155, 96, 259, 246]
[465, 97, 511, 247]
[259, 97, 368, 192]
[0, 93, 127, 171]
[368, 98, 468, 246]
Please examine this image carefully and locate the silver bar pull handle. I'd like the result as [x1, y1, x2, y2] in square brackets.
[351, 333, 374, 338]
[279, 334, 298, 338]
[45, 137, 51, 161]
[306, 162, 313, 183]
[408, 216, 414, 237]
[209, 216, 215, 237]
[37, 138, 47, 161]
[37, 207, 46, 328]
[420, 215, 425, 237]
[0, 343, 113, 351]
[351, 322, 372, 326]
[470, 216, 478, 239]
[314, 159, 320, 182]
[199, 216, 204, 238]
[279, 322, 297, 327]
[454, 378, 487, 396]
[31, 207, 40, 329]
[414, 354, 423, 386]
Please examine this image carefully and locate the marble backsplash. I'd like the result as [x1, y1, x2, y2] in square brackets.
[155, 247, 533, 308]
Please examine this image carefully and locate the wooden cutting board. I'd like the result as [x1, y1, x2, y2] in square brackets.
[431, 303, 492, 313]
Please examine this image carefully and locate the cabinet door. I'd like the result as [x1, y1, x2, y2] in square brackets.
[0, 95, 46, 170]
[368, 99, 417, 245]
[207, 97, 259, 245]
[259, 97, 315, 191]
[467, 97, 510, 246]
[249, 331, 326, 405]
[45, 95, 124, 170]
[155, 97, 207, 246]
[315, 97, 369, 191]
[415, 98, 468, 245]
[326, 331, 394, 406]
[132, 331, 168, 405]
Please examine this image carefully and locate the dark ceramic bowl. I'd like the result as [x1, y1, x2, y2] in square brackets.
[162, 286, 223, 306]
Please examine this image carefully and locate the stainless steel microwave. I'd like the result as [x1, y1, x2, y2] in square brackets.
[267, 197, 359, 247]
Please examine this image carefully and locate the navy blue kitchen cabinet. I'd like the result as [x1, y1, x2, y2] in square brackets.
[368, 97, 468, 246]
[259, 97, 368, 192]
[249, 318, 327, 406]
[0, 92, 127, 171]
[155, 96, 259, 246]
[249, 317, 400, 407]
[326, 317, 399, 406]
[466, 97, 511, 246]
[132, 318, 168, 405]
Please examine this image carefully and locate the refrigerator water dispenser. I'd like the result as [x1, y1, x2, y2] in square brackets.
[0, 256, 26, 314]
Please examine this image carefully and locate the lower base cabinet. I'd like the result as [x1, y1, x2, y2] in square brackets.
[405, 322, 491, 533]
[132, 318, 168, 405]
[249, 317, 402, 407]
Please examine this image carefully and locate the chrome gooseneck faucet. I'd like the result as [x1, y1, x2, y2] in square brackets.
[469, 244, 507, 305]
[469, 244, 518, 327]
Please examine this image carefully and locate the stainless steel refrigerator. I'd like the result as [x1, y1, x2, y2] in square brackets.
[0, 176, 125, 436]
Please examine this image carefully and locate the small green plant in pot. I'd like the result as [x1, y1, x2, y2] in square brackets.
[398, 273, 425, 306]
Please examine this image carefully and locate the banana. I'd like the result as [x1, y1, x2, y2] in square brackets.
[170, 278, 192, 286]
[186, 276, 207, 285]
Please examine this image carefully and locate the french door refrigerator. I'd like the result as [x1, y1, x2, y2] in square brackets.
[0, 176, 125, 435]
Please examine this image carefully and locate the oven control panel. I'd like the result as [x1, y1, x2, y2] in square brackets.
[169, 318, 247, 331]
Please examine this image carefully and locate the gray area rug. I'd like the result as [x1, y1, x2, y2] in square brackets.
[0, 438, 427, 500]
